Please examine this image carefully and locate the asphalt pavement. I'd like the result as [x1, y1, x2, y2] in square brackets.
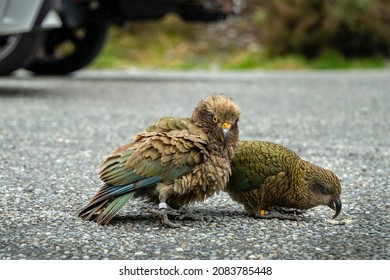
[0, 69, 389, 260]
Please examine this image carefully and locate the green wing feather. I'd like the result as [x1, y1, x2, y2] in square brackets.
[146, 117, 209, 142]
[126, 132, 207, 183]
[80, 117, 210, 224]
[230, 141, 295, 191]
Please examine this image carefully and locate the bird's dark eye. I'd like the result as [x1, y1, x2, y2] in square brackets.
[213, 116, 218, 123]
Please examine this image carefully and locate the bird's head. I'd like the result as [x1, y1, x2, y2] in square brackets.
[308, 166, 342, 219]
[192, 94, 241, 151]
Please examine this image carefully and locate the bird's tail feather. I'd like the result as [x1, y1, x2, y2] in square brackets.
[96, 192, 135, 225]
[79, 184, 136, 225]
[79, 176, 160, 225]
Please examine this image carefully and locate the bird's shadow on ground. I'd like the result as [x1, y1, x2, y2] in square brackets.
[0, 87, 51, 98]
[109, 208, 248, 226]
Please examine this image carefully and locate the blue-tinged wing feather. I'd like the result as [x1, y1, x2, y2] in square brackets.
[80, 126, 207, 225]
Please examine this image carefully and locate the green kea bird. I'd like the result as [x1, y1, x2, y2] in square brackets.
[226, 141, 342, 220]
[79, 94, 241, 227]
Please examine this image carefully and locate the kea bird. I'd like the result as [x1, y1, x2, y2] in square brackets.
[79, 94, 241, 227]
[226, 141, 342, 220]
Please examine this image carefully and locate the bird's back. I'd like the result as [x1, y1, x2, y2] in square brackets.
[228, 141, 300, 191]
[226, 141, 305, 215]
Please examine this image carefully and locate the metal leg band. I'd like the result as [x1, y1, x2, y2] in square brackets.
[159, 202, 167, 210]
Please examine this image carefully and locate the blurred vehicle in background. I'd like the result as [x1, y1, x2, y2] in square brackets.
[0, 0, 242, 76]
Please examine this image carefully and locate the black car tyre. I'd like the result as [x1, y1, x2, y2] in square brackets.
[0, 32, 43, 76]
[26, 21, 109, 75]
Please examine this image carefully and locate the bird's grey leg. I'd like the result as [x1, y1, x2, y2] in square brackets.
[146, 190, 180, 228]
[147, 207, 181, 228]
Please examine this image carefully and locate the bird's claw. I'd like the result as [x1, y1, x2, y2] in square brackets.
[253, 208, 307, 221]
[147, 209, 181, 228]
[175, 211, 210, 221]
[273, 207, 306, 216]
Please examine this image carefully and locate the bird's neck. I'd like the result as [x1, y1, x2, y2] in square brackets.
[261, 160, 311, 210]
[288, 160, 315, 209]
[209, 129, 239, 161]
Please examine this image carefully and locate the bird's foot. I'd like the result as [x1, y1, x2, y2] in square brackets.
[176, 213, 210, 222]
[272, 207, 306, 216]
[253, 208, 307, 221]
[147, 208, 181, 228]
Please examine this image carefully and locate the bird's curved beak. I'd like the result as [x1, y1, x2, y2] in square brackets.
[221, 122, 231, 149]
[328, 196, 342, 219]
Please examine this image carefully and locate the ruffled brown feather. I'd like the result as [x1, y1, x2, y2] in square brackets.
[79, 94, 241, 225]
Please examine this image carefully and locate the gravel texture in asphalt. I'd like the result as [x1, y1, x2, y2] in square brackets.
[0, 70, 389, 260]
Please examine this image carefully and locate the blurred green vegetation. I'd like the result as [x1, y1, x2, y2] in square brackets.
[92, 0, 390, 70]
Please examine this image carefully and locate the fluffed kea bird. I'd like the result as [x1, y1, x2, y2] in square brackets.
[79, 94, 241, 227]
[226, 141, 342, 220]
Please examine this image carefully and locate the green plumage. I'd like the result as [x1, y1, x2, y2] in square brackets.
[79, 94, 241, 226]
[226, 141, 342, 219]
